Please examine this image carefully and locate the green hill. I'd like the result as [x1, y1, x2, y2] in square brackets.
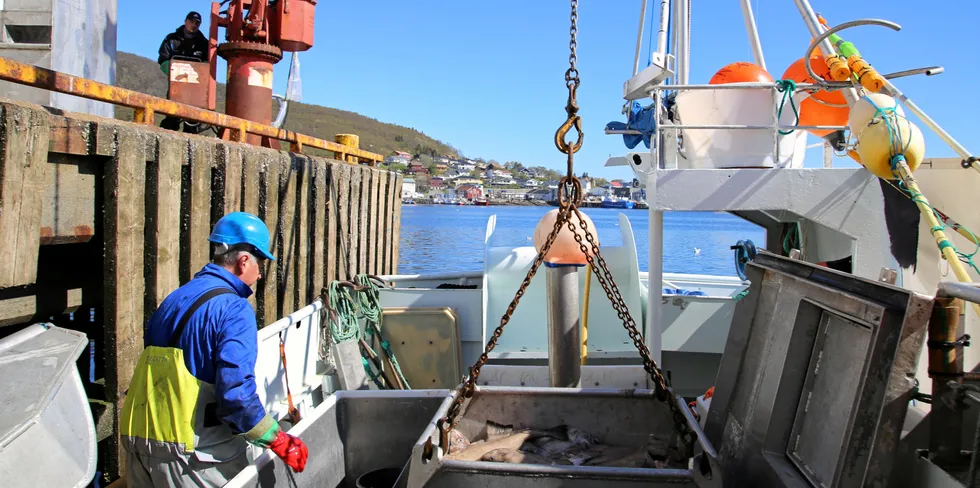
[115, 52, 459, 158]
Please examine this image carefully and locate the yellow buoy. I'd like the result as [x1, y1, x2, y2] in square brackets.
[848, 93, 905, 135]
[855, 113, 925, 180]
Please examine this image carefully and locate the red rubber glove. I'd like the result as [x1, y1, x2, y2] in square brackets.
[269, 430, 308, 473]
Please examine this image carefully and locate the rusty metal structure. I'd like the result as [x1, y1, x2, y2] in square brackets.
[0, 56, 381, 164]
[208, 0, 317, 146]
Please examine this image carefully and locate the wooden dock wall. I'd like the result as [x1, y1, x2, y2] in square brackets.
[0, 99, 402, 477]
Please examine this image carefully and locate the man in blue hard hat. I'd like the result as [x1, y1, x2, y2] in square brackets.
[120, 212, 308, 487]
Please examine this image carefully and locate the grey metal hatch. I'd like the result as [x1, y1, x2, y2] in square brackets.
[703, 251, 932, 488]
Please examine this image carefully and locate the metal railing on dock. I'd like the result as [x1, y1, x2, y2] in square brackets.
[0, 56, 383, 164]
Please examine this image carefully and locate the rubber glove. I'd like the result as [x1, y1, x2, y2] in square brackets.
[160, 60, 170, 76]
[269, 430, 308, 473]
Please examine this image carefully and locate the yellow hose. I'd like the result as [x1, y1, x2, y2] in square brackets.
[582, 263, 591, 365]
[895, 161, 980, 317]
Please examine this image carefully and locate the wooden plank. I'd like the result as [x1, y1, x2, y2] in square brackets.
[359, 168, 370, 276]
[278, 153, 297, 317]
[311, 158, 327, 301]
[294, 155, 311, 308]
[221, 145, 244, 214]
[369, 168, 381, 275]
[47, 116, 94, 156]
[259, 154, 281, 327]
[347, 165, 361, 279]
[325, 162, 338, 286]
[147, 135, 184, 321]
[241, 149, 263, 310]
[336, 164, 352, 281]
[391, 173, 403, 273]
[0, 103, 49, 288]
[0, 288, 84, 328]
[181, 140, 213, 284]
[384, 171, 397, 274]
[104, 127, 147, 478]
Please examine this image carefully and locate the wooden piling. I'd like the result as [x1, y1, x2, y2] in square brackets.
[0, 103, 49, 288]
[359, 168, 371, 276]
[182, 141, 213, 283]
[346, 165, 360, 280]
[104, 127, 147, 477]
[311, 159, 328, 301]
[147, 135, 184, 318]
[259, 154, 281, 327]
[294, 155, 311, 308]
[277, 153, 297, 318]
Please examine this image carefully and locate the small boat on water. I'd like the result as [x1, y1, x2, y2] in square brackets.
[600, 195, 635, 209]
[472, 197, 489, 206]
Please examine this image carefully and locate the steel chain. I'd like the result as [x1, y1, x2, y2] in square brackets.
[436, 0, 693, 456]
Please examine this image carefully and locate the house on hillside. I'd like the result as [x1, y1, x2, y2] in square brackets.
[520, 168, 538, 178]
[521, 179, 539, 188]
[453, 161, 475, 172]
[402, 178, 416, 199]
[385, 154, 411, 166]
[406, 161, 428, 175]
[455, 176, 482, 186]
[434, 156, 450, 164]
[430, 177, 445, 189]
[434, 163, 448, 173]
[456, 184, 483, 200]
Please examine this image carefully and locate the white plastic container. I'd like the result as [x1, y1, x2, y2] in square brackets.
[674, 88, 808, 169]
[0, 324, 96, 488]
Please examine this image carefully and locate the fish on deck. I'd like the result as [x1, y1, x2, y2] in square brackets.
[446, 420, 679, 469]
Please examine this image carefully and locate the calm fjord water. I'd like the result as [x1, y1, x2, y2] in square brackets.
[397, 205, 766, 277]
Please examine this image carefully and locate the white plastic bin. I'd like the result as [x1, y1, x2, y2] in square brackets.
[0, 324, 96, 488]
[674, 88, 808, 169]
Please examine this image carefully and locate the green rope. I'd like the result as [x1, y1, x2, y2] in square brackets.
[775, 79, 799, 135]
[327, 282, 359, 343]
[355, 275, 411, 390]
[733, 289, 750, 302]
[862, 95, 980, 276]
[782, 222, 802, 255]
[327, 280, 385, 389]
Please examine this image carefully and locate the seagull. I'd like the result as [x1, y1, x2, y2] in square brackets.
[693, 247, 701, 256]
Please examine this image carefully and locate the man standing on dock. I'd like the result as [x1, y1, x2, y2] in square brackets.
[119, 212, 308, 486]
[157, 11, 209, 134]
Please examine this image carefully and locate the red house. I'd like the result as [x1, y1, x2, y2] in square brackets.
[456, 184, 483, 200]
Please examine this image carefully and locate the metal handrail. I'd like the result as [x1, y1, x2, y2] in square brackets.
[647, 83, 836, 168]
[0, 56, 383, 164]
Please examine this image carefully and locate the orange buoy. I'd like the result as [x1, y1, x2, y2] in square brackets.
[708, 61, 774, 84]
[781, 55, 849, 137]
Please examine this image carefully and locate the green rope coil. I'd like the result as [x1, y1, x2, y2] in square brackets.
[327, 282, 360, 343]
[775, 79, 799, 135]
[733, 289, 750, 302]
[355, 275, 411, 389]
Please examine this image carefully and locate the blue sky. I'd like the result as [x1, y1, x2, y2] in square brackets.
[120, 1, 979, 180]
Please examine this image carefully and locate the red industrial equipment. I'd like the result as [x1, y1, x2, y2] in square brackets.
[208, 0, 316, 146]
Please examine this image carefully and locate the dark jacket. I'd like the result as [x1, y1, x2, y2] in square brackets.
[158, 26, 209, 64]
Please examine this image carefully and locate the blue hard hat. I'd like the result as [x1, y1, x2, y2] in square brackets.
[209, 212, 276, 261]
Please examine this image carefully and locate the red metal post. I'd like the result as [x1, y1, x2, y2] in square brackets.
[217, 41, 282, 145]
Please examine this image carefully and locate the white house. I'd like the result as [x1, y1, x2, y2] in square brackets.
[521, 179, 539, 188]
[402, 178, 416, 199]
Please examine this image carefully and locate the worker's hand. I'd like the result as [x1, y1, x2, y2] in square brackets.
[269, 430, 308, 473]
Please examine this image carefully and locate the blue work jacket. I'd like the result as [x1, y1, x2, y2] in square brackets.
[144, 263, 267, 437]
